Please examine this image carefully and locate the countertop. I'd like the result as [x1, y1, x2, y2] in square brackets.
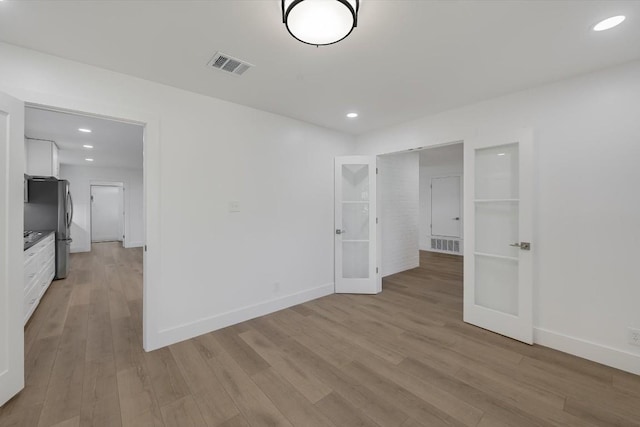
[24, 230, 55, 251]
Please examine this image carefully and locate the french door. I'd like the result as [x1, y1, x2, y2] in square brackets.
[334, 156, 379, 294]
[463, 129, 534, 344]
[0, 91, 25, 406]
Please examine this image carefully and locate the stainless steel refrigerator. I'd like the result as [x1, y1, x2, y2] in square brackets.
[24, 177, 74, 279]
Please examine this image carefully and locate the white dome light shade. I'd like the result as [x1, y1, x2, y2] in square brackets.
[283, 0, 359, 46]
[593, 15, 626, 31]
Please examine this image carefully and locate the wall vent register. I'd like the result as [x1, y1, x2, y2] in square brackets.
[431, 238, 461, 254]
[207, 52, 254, 76]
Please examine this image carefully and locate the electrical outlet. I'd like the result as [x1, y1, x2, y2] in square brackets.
[628, 327, 640, 347]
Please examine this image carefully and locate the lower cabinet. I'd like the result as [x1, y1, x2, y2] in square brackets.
[23, 233, 56, 325]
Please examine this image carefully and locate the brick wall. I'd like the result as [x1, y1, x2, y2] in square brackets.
[378, 152, 420, 277]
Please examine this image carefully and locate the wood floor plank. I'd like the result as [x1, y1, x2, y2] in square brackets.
[239, 329, 332, 403]
[248, 317, 409, 427]
[252, 368, 336, 427]
[80, 358, 121, 427]
[314, 392, 380, 427]
[116, 363, 164, 427]
[38, 303, 89, 427]
[143, 347, 191, 408]
[168, 340, 239, 426]
[160, 395, 207, 427]
[210, 325, 271, 376]
[192, 335, 293, 427]
[4, 245, 640, 427]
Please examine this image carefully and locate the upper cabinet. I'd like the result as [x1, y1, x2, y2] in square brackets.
[26, 139, 59, 178]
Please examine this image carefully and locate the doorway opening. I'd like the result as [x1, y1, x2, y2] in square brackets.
[377, 141, 464, 318]
[90, 183, 125, 244]
[22, 105, 146, 358]
[374, 128, 533, 344]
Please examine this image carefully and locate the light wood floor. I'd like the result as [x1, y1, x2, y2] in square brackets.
[1, 245, 639, 426]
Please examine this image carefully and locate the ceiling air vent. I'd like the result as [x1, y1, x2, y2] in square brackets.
[207, 52, 254, 76]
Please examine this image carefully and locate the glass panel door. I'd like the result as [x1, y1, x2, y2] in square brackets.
[474, 143, 519, 315]
[464, 130, 533, 344]
[335, 157, 379, 294]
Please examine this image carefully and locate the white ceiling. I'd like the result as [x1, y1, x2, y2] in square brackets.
[25, 107, 143, 170]
[2, 1, 640, 135]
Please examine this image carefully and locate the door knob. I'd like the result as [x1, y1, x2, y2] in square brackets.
[335, 229, 346, 235]
[510, 242, 531, 250]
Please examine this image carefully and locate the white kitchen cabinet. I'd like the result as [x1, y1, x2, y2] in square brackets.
[23, 233, 55, 325]
[26, 138, 59, 178]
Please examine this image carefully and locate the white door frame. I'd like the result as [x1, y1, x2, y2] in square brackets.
[22, 96, 160, 351]
[373, 135, 533, 343]
[375, 141, 464, 280]
[90, 181, 125, 246]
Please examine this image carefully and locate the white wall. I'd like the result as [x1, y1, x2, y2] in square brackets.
[357, 60, 640, 374]
[0, 42, 355, 350]
[419, 145, 463, 251]
[60, 164, 144, 252]
[378, 152, 419, 277]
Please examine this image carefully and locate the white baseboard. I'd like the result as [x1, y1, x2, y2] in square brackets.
[534, 327, 640, 376]
[382, 260, 420, 278]
[149, 283, 335, 351]
[125, 240, 144, 248]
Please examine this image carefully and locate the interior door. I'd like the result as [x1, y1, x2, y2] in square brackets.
[0, 91, 25, 406]
[335, 156, 379, 294]
[463, 129, 533, 344]
[91, 185, 123, 242]
[431, 176, 461, 238]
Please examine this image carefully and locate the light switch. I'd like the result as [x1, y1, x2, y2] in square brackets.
[228, 201, 240, 213]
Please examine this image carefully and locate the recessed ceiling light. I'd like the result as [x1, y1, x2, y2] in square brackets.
[346, 112, 358, 118]
[85, 158, 94, 162]
[498, 153, 506, 156]
[83, 144, 94, 149]
[593, 15, 626, 32]
[78, 128, 92, 133]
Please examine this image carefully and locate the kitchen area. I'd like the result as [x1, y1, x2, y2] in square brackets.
[22, 106, 144, 325]
[23, 175, 73, 325]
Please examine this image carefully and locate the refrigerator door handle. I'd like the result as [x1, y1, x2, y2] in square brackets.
[67, 192, 74, 227]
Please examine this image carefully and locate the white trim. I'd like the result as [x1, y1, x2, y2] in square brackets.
[124, 240, 144, 249]
[152, 283, 334, 350]
[534, 327, 640, 376]
[22, 91, 159, 352]
[70, 245, 91, 254]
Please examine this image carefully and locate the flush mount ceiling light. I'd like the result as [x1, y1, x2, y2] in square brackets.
[78, 128, 92, 133]
[282, 0, 359, 46]
[593, 15, 626, 31]
[83, 144, 93, 149]
[346, 112, 358, 118]
[85, 158, 94, 162]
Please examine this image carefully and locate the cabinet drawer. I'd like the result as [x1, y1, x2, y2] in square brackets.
[24, 244, 41, 262]
[24, 256, 39, 289]
[38, 259, 55, 298]
[43, 241, 55, 263]
[24, 277, 41, 325]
